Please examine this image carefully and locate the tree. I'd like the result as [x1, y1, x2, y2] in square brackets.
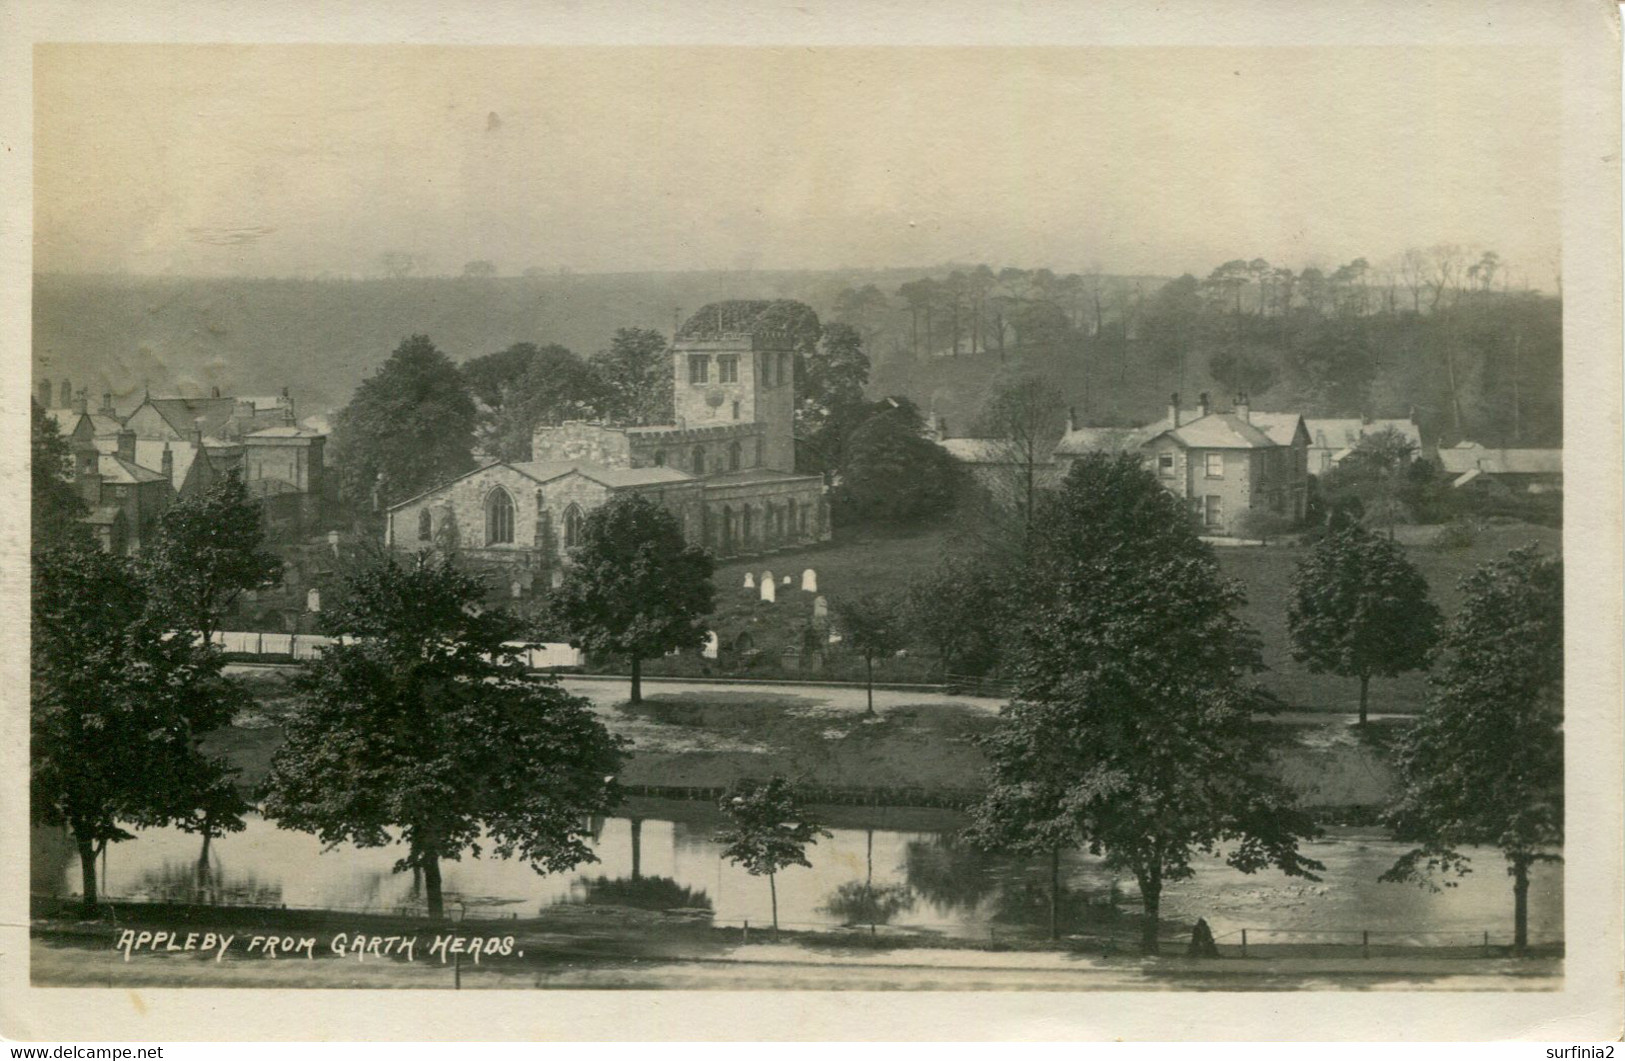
[31, 546, 247, 907]
[795, 322, 871, 479]
[1207, 346, 1278, 399]
[906, 554, 1009, 678]
[832, 399, 960, 526]
[143, 469, 283, 644]
[467, 343, 608, 461]
[261, 552, 625, 920]
[714, 777, 831, 938]
[32, 402, 88, 552]
[973, 371, 1067, 532]
[1287, 524, 1441, 725]
[968, 453, 1323, 954]
[550, 494, 715, 704]
[1380, 546, 1562, 954]
[831, 591, 908, 715]
[332, 335, 477, 514]
[591, 327, 671, 426]
[1319, 426, 1420, 535]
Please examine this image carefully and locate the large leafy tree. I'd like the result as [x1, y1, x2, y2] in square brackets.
[591, 327, 672, 426]
[143, 469, 283, 643]
[905, 554, 1010, 679]
[714, 777, 830, 938]
[1319, 426, 1422, 534]
[550, 493, 715, 704]
[1381, 546, 1562, 954]
[31, 546, 247, 906]
[332, 334, 477, 514]
[32, 401, 88, 552]
[1287, 523, 1441, 724]
[467, 342, 608, 461]
[832, 398, 960, 526]
[794, 322, 871, 479]
[261, 553, 625, 920]
[973, 370, 1068, 532]
[968, 452, 1323, 954]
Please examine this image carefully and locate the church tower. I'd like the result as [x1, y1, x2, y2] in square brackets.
[672, 301, 802, 473]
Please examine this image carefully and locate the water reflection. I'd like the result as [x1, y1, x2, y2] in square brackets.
[34, 812, 1562, 944]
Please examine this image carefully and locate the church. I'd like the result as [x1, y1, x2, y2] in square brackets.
[383, 301, 832, 591]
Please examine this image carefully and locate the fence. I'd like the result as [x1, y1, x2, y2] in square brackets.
[214, 631, 584, 671]
[1211, 926, 1546, 959]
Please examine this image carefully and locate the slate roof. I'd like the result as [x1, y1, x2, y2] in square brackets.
[386, 460, 698, 512]
[97, 454, 168, 485]
[246, 425, 324, 439]
[702, 468, 824, 487]
[1437, 443, 1563, 477]
[1052, 426, 1152, 456]
[1144, 411, 1277, 450]
[140, 397, 238, 438]
[134, 439, 199, 488]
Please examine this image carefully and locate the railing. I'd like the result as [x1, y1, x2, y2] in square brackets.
[214, 631, 584, 671]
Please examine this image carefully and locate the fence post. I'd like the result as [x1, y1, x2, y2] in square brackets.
[1240, 928, 1247, 957]
[742, 919, 749, 945]
[1362, 930, 1370, 959]
[1483, 930, 1490, 957]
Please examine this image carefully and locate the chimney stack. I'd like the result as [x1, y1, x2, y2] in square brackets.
[59, 379, 71, 407]
[1236, 392, 1250, 422]
[211, 386, 221, 398]
[191, 419, 205, 448]
[100, 392, 114, 416]
[1169, 392, 1181, 428]
[116, 427, 136, 464]
[1067, 406, 1077, 433]
[73, 388, 89, 416]
[1198, 392, 1210, 418]
[161, 443, 175, 483]
[38, 380, 51, 406]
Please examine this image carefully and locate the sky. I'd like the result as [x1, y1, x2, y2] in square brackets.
[34, 45, 1563, 286]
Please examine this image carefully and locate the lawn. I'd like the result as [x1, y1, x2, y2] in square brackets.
[626, 515, 1559, 714]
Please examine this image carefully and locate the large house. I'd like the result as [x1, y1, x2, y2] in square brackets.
[1053, 392, 1309, 536]
[1437, 441, 1562, 493]
[384, 301, 832, 594]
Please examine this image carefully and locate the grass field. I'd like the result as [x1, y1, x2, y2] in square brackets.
[638, 516, 1560, 714]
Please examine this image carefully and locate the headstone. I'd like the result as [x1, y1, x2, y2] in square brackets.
[327, 530, 341, 558]
[759, 577, 776, 603]
[702, 631, 719, 660]
[828, 631, 843, 645]
[781, 575, 792, 586]
[760, 570, 773, 589]
[812, 595, 828, 622]
[801, 568, 817, 592]
[780, 646, 802, 672]
[550, 568, 564, 589]
[305, 588, 321, 613]
[511, 580, 523, 599]
[744, 572, 755, 589]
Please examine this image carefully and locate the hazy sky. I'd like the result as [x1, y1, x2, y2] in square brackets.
[35, 45, 1562, 285]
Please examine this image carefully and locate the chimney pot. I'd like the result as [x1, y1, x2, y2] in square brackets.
[116, 428, 136, 464]
[73, 390, 88, 416]
[101, 392, 114, 416]
[1237, 392, 1251, 422]
[59, 379, 72, 407]
[1198, 392, 1210, 417]
[161, 444, 175, 483]
[1067, 406, 1077, 433]
[1169, 392, 1181, 428]
[38, 380, 52, 406]
[211, 386, 221, 398]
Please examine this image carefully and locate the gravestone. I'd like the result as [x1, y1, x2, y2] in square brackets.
[828, 631, 843, 645]
[781, 575, 792, 586]
[780, 646, 802, 672]
[327, 530, 342, 558]
[801, 568, 817, 592]
[511, 580, 523, 599]
[550, 568, 564, 589]
[744, 572, 755, 589]
[702, 631, 719, 659]
[305, 588, 321, 613]
[812, 595, 829, 623]
[759, 577, 776, 603]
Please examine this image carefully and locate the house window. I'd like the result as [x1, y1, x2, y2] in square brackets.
[692, 446, 706, 475]
[718, 356, 739, 383]
[652, 450, 665, 467]
[1204, 452, 1225, 478]
[732, 400, 741, 420]
[1158, 453, 1175, 478]
[563, 503, 584, 549]
[1204, 495, 1223, 528]
[485, 487, 515, 545]
[688, 355, 709, 384]
[729, 440, 741, 471]
[417, 508, 433, 542]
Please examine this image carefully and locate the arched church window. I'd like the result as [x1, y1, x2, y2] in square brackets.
[485, 488, 515, 545]
[418, 508, 433, 542]
[729, 441, 741, 472]
[786, 497, 797, 537]
[563, 503, 584, 549]
[653, 450, 665, 467]
[692, 446, 706, 475]
[722, 505, 734, 551]
[742, 506, 753, 545]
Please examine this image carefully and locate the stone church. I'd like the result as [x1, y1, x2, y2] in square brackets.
[384, 301, 831, 592]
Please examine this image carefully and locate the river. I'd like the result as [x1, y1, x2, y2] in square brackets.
[33, 801, 1561, 946]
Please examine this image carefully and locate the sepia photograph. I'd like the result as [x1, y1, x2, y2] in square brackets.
[2, 0, 1620, 1043]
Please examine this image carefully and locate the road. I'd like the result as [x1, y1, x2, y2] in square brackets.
[227, 664, 1410, 726]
